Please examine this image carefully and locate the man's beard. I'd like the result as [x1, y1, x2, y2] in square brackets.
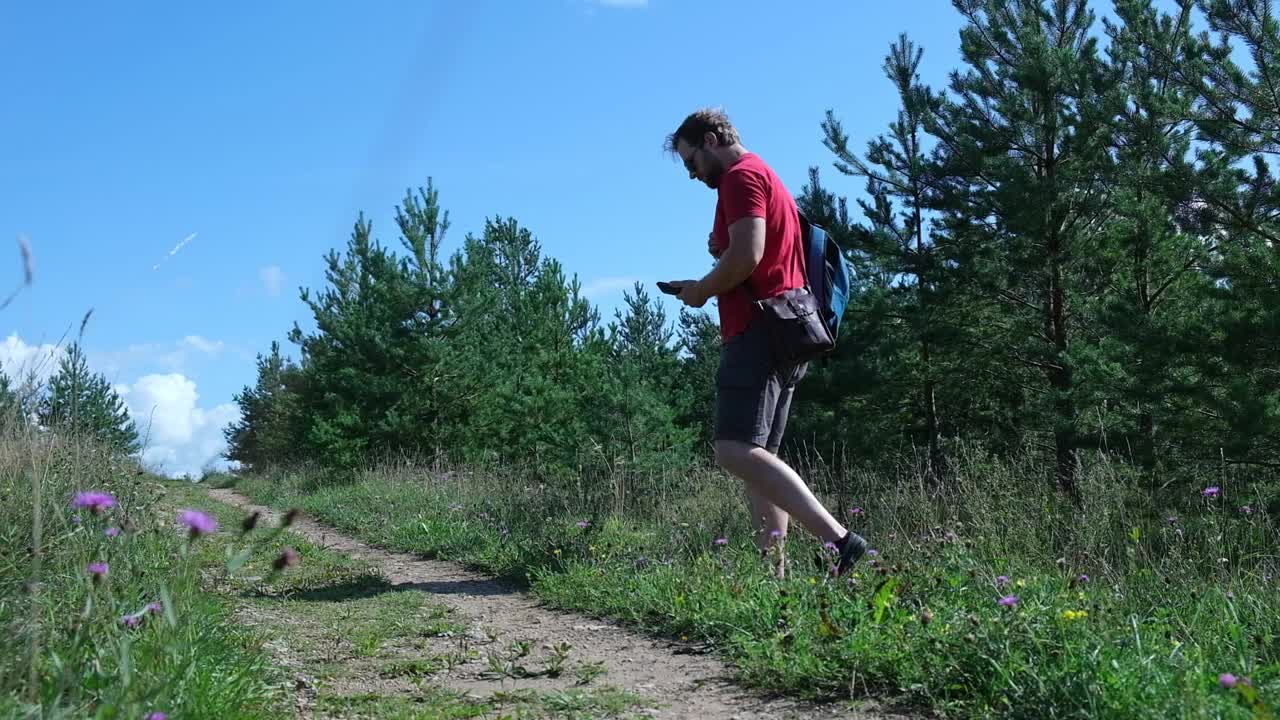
[703, 163, 723, 189]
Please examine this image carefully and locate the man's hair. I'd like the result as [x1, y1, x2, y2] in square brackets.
[663, 107, 741, 156]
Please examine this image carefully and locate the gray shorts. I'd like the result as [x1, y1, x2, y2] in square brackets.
[714, 314, 809, 454]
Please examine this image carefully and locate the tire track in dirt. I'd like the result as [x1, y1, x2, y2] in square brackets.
[209, 488, 916, 720]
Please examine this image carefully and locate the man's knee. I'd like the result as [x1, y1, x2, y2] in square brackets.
[714, 439, 755, 470]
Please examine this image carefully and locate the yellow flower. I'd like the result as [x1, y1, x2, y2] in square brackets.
[809, 578, 817, 586]
[553, 549, 561, 556]
[1015, 579, 1026, 588]
[1060, 609, 1088, 621]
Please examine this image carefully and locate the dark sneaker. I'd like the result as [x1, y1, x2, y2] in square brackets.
[833, 532, 868, 577]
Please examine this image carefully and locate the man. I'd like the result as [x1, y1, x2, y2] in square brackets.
[662, 107, 867, 579]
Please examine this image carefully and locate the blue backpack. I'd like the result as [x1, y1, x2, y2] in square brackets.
[798, 210, 851, 348]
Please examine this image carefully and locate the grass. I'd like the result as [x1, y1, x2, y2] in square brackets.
[0, 434, 288, 719]
[308, 686, 645, 720]
[0, 423, 654, 720]
[228, 448, 1280, 719]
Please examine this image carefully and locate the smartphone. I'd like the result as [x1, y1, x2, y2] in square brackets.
[656, 281, 680, 295]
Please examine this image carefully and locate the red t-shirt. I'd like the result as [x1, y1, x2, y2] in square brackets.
[710, 152, 806, 342]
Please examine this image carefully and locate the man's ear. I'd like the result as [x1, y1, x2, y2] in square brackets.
[703, 131, 718, 148]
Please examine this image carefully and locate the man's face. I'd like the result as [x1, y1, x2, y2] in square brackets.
[678, 136, 723, 189]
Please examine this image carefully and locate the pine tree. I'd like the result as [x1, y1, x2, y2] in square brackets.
[0, 370, 24, 431]
[224, 341, 308, 470]
[818, 34, 953, 485]
[599, 283, 692, 474]
[671, 307, 721, 448]
[39, 342, 140, 455]
[928, 0, 1120, 498]
[1078, 0, 1215, 471]
[792, 166, 915, 468]
[440, 215, 611, 474]
[1175, 0, 1280, 468]
[287, 180, 452, 468]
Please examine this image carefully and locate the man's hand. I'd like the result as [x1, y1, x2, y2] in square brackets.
[672, 280, 711, 308]
[708, 231, 722, 259]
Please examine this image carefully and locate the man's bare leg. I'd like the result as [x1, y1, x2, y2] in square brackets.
[716, 439, 847, 544]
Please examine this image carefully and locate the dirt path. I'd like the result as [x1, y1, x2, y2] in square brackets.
[209, 488, 912, 720]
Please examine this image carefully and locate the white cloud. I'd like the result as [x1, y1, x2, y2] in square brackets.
[0, 332, 239, 479]
[120, 373, 239, 479]
[91, 335, 226, 378]
[0, 333, 63, 388]
[181, 335, 224, 356]
[259, 265, 286, 297]
[581, 276, 640, 298]
[152, 232, 198, 271]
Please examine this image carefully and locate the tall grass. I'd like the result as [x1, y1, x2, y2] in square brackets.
[0, 421, 287, 719]
[234, 443, 1280, 718]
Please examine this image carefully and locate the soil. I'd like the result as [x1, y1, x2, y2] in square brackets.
[210, 488, 921, 720]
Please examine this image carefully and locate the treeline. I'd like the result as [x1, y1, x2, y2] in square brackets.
[0, 342, 140, 455]
[225, 0, 1280, 500]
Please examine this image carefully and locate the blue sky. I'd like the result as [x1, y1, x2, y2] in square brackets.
[0, 0, 983, 476]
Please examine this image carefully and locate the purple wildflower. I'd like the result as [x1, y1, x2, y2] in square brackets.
[1077, 574, 1089, 584]
[823, 541, 838, 553]
[272, 547, 299, 571]
[769, 529, 782, 539]
[713, 537, 728, 546]
[1219, 673, 1237, 689]
[1202, 486, 1220, 498]
[178, 509, 218, 538]
[145, 602, 163, 614]
[996, 575, 1010, 587]
[849, 507, 864, 516]
[866, 549, 879, 557]
[576, 520, 590, 529]
[121, 614, 141, 629]
[104, 527, 120, 538]
[1239, 505, 1253, 515]
[998, 595, 1019, 607]
[145, 713, 167, 720]
[72, 491, 116, 515]
[87, 562, 108, 584]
